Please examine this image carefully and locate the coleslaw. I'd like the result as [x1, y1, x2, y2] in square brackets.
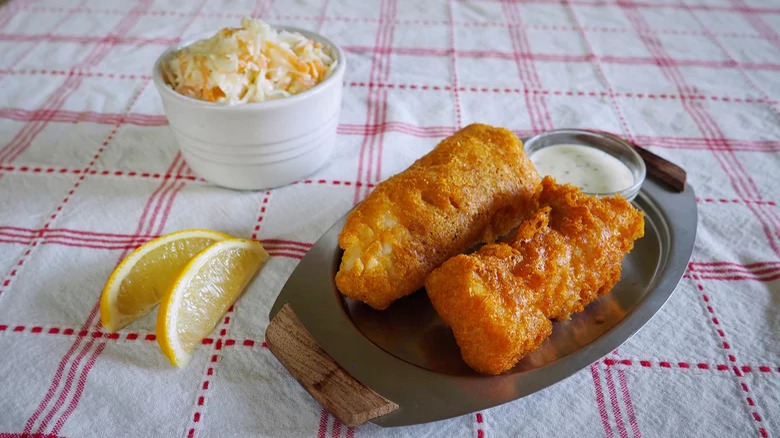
[161, 18, 337, 104]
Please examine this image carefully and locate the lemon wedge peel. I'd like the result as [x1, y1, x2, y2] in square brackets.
[99, 229, 232, 333]
[156, 238, 269, 367]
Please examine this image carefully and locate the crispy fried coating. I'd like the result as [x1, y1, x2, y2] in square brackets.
[335, 124, 541, 310]
[425, 177, 645, 375]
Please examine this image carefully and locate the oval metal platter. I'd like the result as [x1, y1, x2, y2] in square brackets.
[270, 177, 697, 427]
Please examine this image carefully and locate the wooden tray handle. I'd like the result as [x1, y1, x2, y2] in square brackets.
[265, 303, 399, 427]
[630, 142, 687, 192]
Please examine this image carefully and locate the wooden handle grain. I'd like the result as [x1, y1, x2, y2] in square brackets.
[629, 141, 687, 192]
[265, 304, 399, 427]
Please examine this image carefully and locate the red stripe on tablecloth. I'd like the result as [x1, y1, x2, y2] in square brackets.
[690, 266, 780, 276]
[20, 331, 88, 435]
[502, 0, 553, 133]
[353, 0, 388, 204]
[251, 191, 273, 241]
[683, 260, 780, 282]
[2, 32, 774, 53]
[337, 123, 780, 151]
[188, 306, 234, 438]
[0, 434, 70, 438]
[0, 226, 313, 255]
[317, 408, 329, 438]
[590, 365, 614, 438]
[0, 32, 178, 46]
[366, 0, 396, 197]
[691, 261, 780, 269]
[0, 89, 776, 128]
[0, 0, 143, 167]
[18, 81, 151, 436]
[617, 369, 642, 438]
[18, 1, 780, 17]
[65, 241, 294, 257]
[0, 107, 167, 125]
[727, 0, 780, 52]
[0, 229, 152, 246]
[371, 0, 398, 190]
[5, 4, 771, 33]
[6, 72, 779, 105]
[688, 267, 769, 436]
[353, 0, 396, 204]
[690, 6, 780, 233]
[0, 238, 142, 251]
[635, 136, 779, 152]
[682, 7, 780, 124]
[49, 342, 107, 435]
[142, 156, 185, 236]
[8, 325, 780, 374]
[331, 415, 342, 438]
[340, 45, 780, 71]
[182, 5, 269, 433]
[0, 226, 156, 240]
[152, 177, 188, 236]
[0, 164, 384, 186]
[697, 198, 777, 206]
[35, 336, 100, 433]
[155, 180, 189, 235]
[467, 0, 780, 13]
[260, 239, 312, 249]
[0, 8, 147, 165]
[362, 0, 393, 200]
[250, 0, 274, 20]
[446, 0, 462, 129]
[0, 325, 275, 349]
[683, 273, 780, 282]
[23, 3, 207, 433]
[0, 75, 82, 163]
[22, 84, 153, 438]
[605, 366, 629, 438]
[52, 71, 201, 438]
[620, 0, 780, 257]
[316, 0, 332, 33]
[0, 0, 85, 93]
[602, 358, 756, 372]
[565, 3, 635, 141]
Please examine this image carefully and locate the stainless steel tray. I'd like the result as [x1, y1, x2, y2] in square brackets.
[269, 177, 697, 427]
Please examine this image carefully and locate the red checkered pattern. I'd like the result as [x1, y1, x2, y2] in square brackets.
[0, 0, 778, 436]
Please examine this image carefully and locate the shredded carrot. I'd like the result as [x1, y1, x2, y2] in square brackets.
[162, 18, 336, 103]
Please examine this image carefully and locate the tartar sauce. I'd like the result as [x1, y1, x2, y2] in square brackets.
[530, 144, 634, 194]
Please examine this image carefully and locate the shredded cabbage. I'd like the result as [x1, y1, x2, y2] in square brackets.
[161, 18, 337, 104]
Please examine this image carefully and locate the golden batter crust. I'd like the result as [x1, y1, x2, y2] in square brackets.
[425, 177, 645, 375]
[335, 124, 541, 310]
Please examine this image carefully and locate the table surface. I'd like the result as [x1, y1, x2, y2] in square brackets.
[0, 0, 778, 437]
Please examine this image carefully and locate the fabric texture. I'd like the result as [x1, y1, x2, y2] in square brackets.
[0, 0, 778, 437]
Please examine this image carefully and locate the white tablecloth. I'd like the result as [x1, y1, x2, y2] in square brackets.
[0, 0, 778, 437]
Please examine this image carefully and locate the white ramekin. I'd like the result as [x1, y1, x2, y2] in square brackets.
[152, 28, 345, 190]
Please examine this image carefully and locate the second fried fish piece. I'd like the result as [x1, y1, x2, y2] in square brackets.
[425, 177, 645, 375]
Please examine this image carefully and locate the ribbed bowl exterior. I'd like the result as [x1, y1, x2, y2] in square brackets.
[152, 28, 345, 190]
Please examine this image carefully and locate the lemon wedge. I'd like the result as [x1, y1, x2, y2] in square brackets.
[157, 238, 268, 367]
[100, 229, 231, 332]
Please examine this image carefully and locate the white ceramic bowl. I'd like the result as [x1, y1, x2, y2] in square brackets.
[152, 27, 345, 190]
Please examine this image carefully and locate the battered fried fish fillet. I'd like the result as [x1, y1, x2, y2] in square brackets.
[425, 177, 645, 375]
[335, 124, 541, 310]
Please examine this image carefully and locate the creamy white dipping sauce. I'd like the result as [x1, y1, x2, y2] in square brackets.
[530, 144, 635, 194]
